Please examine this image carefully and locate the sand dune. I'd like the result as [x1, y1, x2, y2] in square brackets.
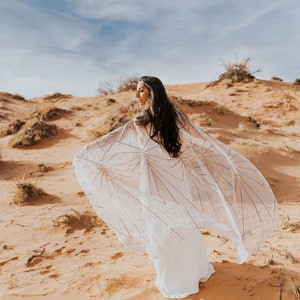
[1, 79, 299, 299]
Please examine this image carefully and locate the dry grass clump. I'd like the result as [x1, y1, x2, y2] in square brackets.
[0, 119, 25, 137]
[212, 57, 261, 86]
[282, 220, 300, 232]
[189, 113, 212, 127]
[53, 210, 104, 234]
[116, 76, 139, 92]
[271, 76, 283, 81]
[12, 177, 46, 205]
[11, 120, 57, 148]
[172, 96, 203, 107]
[43, 93, 72, 100]
[108, 102, 140, 132]
[98, 76, 139, 95]
[293, 78, 300, 85]
[0, 92, 25, 101]
[87, 128, 108, 141]
[28, 103, 70, 121]
[37, 107, 69, 121]
[88, 102, 140, 139]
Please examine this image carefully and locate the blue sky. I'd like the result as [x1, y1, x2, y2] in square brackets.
[1, 0, 299, 98]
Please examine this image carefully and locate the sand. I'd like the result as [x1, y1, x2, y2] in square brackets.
[0, 79, 300, 299]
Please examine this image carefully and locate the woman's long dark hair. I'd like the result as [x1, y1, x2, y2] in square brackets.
[137, 76, 182, 158]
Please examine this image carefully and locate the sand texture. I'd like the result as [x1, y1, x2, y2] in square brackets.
[1, 79, 300, 299]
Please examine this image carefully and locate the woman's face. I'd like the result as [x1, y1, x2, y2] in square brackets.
[136, 81, 150, 106]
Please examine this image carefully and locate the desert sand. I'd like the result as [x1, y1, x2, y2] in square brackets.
[0, 78, 300, 300]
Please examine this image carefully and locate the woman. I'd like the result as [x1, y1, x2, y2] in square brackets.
[73, 76, 278, 298]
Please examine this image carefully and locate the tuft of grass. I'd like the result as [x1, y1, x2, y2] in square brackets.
[97, 76, 139, 95]
[270, 76, 283, 81]
[282, 219, 300, 232]
[88, 102, 140, 140]
[107, 102, 140, 132]
[0, 119, 25, 137]
[217, 57, 261, 84]
[11, 120, 57, 148]
[97, 81, 115, 96]
[43, 93, 72, 100]
[53, 210, 104, 234]
[0, 92, 25, 101]
[28, 103, 70, 121]
[116, 76, 139, 92]
[189, 113, 212, 127]
[293, 78, 300, 85]
[12, 177, 46, 205]
[38, 107, 69, 121]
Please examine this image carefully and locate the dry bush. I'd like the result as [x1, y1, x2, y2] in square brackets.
[108, 102, 140, 132]
[12, 176, 46, 205]
[28, 103, 70, 121]
[0, 119, 25, 137]
[37, 107, 69, 121]
[294, 78, 300, 85]
[172, 96, 203, 107]
[43, 93, 72, 100]
[53, 210, 104, 234]
[271, 76, 283, 81]
[88, 102, 140, 139]
[98, 76, 139, 95]
[189, 113, 212, 127]
[217, 57, 261, 84]
[12, 93, 26, 101]
[11, 120, 57, 148]
[282, 220, 300, 232]
[0, 92, 25, 101]
[97, 81, 115, 96]
[116, 76, 139, 92]
[87, 128, 109, 140]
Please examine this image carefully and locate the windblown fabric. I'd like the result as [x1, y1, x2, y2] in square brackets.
[73, 115, 278, 263]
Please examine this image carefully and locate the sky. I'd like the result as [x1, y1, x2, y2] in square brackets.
[0, 0, 300, 99]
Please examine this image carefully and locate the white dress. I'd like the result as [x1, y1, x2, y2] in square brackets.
[73, 114, 278, 298]
[153, 230, 215, 298]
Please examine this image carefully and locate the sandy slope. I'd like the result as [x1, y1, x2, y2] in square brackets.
[0, 80, 299, 300]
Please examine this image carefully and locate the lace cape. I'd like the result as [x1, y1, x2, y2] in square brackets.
[73, 116, 278, 262]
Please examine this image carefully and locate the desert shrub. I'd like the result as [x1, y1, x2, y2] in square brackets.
[37, 107, 69, 121]
[28, 103, 70, 121]
[217, 57, 261, 84]
[13, 93, 26, 101]
[108, 102, 140, 131]
[12, 177, 46, 205]
[87, 102, 140, 140]
[11, 120, 57, 148]
[0, 92, 25, 101]
[53, 210, 104, 234]
[98, 76, 139, 95]
[116, 76, 139, 92]
[294, 78, 300, 85]
[270, 76, 283, 81]
[0, 119, 25, 137]
[97, 82, 115, 96]
[43, 93, 72, 100]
